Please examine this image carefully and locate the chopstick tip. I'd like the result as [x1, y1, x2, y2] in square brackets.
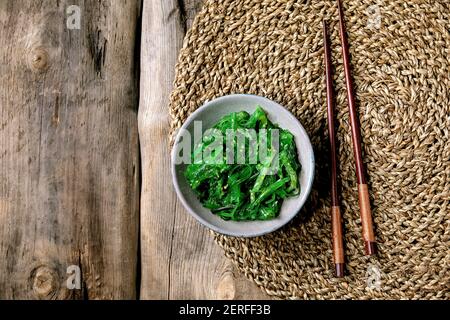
[335, 263, 345, 278]
[365, 241, 377, 256]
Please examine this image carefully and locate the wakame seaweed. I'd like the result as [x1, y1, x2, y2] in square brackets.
[184, 106, 301, 221]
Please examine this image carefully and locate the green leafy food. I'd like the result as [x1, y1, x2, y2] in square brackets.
[184, 106, 301, 221]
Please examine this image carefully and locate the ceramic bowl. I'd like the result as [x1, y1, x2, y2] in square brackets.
[171, 94, 314, 237]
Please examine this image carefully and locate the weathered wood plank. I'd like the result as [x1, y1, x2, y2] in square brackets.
[0, 0, 141, 299]
[139, 0, 270, 300]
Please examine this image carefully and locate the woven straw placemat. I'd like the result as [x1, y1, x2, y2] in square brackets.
[169, 0, 449, 299]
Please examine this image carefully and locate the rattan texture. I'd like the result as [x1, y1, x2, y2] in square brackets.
[169, 0, 450, 299]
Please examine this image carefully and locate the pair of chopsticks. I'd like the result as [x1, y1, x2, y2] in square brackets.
[323, 0, 376, 278]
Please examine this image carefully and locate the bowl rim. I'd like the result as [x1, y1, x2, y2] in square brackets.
[171, 93, 315, 237]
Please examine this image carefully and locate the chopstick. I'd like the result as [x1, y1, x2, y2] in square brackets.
[337, 0, 376, 255]
[323, 20, 345, 277]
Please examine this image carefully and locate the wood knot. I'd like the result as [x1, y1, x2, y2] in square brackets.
[31, 266, 60, 299]
[27, 47, 49, 72]
[216, 272, 236, 300]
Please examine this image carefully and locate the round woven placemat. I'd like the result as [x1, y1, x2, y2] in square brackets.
[169, 0, 449, 299]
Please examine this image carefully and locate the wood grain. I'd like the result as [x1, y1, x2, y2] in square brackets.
[0, 0, 141, 299]
[138, 0, 270, 300]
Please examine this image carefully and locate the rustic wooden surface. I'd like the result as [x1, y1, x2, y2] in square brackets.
[138, 0, 269, 300]
[0, 0, 269, 300]
[0, 0, 141, 299]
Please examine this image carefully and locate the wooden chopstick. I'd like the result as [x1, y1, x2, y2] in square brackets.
[323, 20, 345, 277]
[337, 0, 376, 256]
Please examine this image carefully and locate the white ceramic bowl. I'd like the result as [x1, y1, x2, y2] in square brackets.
[171, 94, 314, 237]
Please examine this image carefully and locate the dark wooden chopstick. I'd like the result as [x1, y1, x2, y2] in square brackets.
[337, 0, 376, 255]
[323, 20, 345, 277]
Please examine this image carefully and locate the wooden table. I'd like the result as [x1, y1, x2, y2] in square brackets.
[0, 0, 269, 300]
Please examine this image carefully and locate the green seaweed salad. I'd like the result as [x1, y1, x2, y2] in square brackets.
[185, 106, 301, 221]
